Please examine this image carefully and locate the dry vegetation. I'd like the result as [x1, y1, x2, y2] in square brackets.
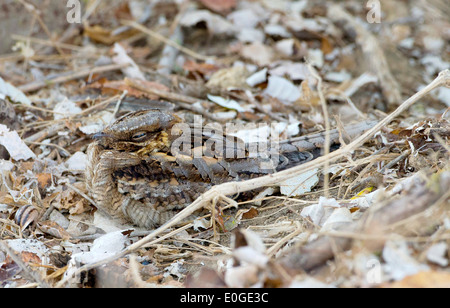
[0, 0, 449, 288]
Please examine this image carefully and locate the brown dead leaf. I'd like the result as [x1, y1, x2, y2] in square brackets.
[0, 191, 15, 205]
[383, 118, 449, 154]
[52, 182, 89, 213]
[241, 207, 259, 220]
[183, 60, 221, 79]
[385, 271, 450, 288]
[17, 161, 34, 174]
[321, 36, 334, 55]
[114, 2, 133, 20]
[37, 173, 52, 194]
[199, 0, 237, 14]
[297, 80, 320, 109]
[84, 24, 138, 45]
[241, 111, 262, 121]
[21, 251, 42, 265]
[232, 229, 248, 249]
[69, 199, 89, 215]
[38, 221, 71, 240]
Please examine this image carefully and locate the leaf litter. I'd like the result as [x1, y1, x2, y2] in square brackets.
[0, 0, 448, 288]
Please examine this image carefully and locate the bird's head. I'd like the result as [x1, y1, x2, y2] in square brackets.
[93, 110, 182, 156]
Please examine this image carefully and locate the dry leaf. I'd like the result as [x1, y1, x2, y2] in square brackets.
[180, 10, 236, 35]
[241, 207, 259, 220]
[37, 173, 52, 193]
[112, 43, 145, 80]
[185, 268, 227, 288]
[321, 36, 334, 55]
[207, 94, 246, 112]
[113, 2, 133, 20]
[246, 68, 268, 87]
[280, 168, 319, 196]
[69, 200, 89, 215]
[240, 42, 274, 66]
[183, 60, 220, 78]
[53, 98, 82, 120]
[200, 0, 236, 14]
[52, 183, 89, 214]
[385, 271, 450, 288]
[206, 66, 249, 90]
[263, 75, 301, 104]
[123, 78, 170, 98]
[65, 152, 88, 173]
[0, 125, 36, 161]
[21, 251, 42, 265]
[0, 255, 21, 282]
[0, 76, 31, 105]
[425, 242, 448, 267]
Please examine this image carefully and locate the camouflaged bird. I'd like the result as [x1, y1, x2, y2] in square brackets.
[86, 110, 376, 229]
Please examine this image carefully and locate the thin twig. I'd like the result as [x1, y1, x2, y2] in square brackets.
[16, 0, 66, 57]
[266, 221, 303, 257]
[112, 91, 128, 118]
[25, 141, 71, 156]
[11, 34, 85, 52]
[308, 62, 331, 197]
[65, 182, 97, 208]
[327, 5, 402, 106]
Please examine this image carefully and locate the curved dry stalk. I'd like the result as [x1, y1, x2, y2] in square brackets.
[307, 62, 331, 197]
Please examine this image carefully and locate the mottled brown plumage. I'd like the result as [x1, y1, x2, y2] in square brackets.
[86, 110, 376, 229]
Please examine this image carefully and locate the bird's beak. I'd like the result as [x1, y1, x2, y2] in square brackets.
[92, 132, 111, 140]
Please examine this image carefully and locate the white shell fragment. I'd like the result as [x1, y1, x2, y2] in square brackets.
[246, 68, 268, 87]
[0, 124, 36, 161]
[180, 10, 236, 35]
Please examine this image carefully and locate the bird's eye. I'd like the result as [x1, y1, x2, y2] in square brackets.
[131, 132, 147, 141]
